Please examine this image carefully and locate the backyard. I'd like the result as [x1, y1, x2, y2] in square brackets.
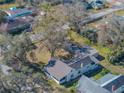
[70, 31, 124, 75]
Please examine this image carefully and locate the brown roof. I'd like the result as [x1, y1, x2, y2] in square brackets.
[46, 60, 73, 80]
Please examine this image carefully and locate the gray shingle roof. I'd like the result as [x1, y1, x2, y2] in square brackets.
[101, 75, 124, 92]
[68, 56, 95, 69]
[96, 73, 117, 85]
[77, 75, 111, 93]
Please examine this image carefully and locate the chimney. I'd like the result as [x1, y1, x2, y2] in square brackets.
[112, 85, 116, 92]
[81, 63, 83, 68]
[75, 50, 81, 57]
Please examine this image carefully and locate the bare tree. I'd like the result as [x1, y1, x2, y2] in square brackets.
[41, 22, 68, 58]
[97, 15, 124, 46]
[33, 4, 69, 58]
[66, 0, 89, 33]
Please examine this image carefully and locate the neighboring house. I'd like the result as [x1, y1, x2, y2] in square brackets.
[4, 8, 33, 19]
[77, 74, 124, 93]
[44, 45, 104, 84]
[77, 75, 111, 93]
[0, 7, 35, 34]
[65, 43, 98, 56]
[0, 17, 32, 33]
[88, 0, 106, 9]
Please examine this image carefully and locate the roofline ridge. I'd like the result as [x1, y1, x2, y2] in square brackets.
[68, 55, 89, 66]
[101, 74, 122, 87]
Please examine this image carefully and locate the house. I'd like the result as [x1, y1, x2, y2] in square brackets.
[77, 75, 111, 93]
[0, 17, 32, 34]
[97, 74, 124, 93]
[4, 7, 33, 19]
[44, 45, 104, 84]
[88, 0, 106, 9]
[77, 74, 124, 93]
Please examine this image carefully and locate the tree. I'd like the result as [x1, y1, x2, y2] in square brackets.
[97, 15, 124, 65]
[15, 0, 25, 7]
[0, 11, 6, 24]
[66, 0, 89, 33]
[41, 22, 68, 58]
[0, 32, 33, 65]
[97, 15, 124, 46]
[0, 68, 53, 93]
[0, 32, 53, 93]
[81, 28, 98, 43]
[33, 4, 69, 58]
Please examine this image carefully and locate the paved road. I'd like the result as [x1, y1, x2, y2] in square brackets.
[79, 6, 124, 26]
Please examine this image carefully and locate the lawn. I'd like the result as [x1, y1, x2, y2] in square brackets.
[93, 68, 110, 80]
[0, 3, 17, 9]
[70, 31, 124, 75]
[115, 10, 124, 16]
[70, 31, 91, 45]
[48, 80, 73, 93]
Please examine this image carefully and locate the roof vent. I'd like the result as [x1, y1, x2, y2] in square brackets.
[112, 85, 116, 92]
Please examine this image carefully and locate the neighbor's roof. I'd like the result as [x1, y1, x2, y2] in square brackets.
[101, 75, 124, 92]
[45, 59, 73, 80]
[96, 73, 117, 85]
[0, 18, 30, 32]
[115, 85, 124, 93]
[5, 8, 32, 18]
[77, 75, 111, 93]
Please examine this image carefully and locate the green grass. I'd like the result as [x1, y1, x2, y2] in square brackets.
[70, 31, 124, 75]
[115, 10, 124, 16]
[70, 31, 91, 45]
[0, 3, 17, 9]
[93, 68, 110, 80]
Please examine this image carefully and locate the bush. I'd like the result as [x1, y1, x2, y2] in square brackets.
[80, 29, 98, 43]
[108, 49, 124, 65]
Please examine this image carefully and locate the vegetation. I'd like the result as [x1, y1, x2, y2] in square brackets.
[0, 0, 14, 4]
[0, 11, 6, 24]
[0, 0, 124, 93]
[93, 68, 110, 80]
[0, 3, 17, 9]
[0, 32, 53, 93]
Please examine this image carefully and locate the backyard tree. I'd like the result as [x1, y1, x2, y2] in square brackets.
[0, 32, 53, 93]
[41, 22, 68, 58]
[66, 0, 89, 33]
[33, 4, 69, 58]
[97, 15, 124, 65]
[97, 15, 124, 46]
[0, 11, 6, 24]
